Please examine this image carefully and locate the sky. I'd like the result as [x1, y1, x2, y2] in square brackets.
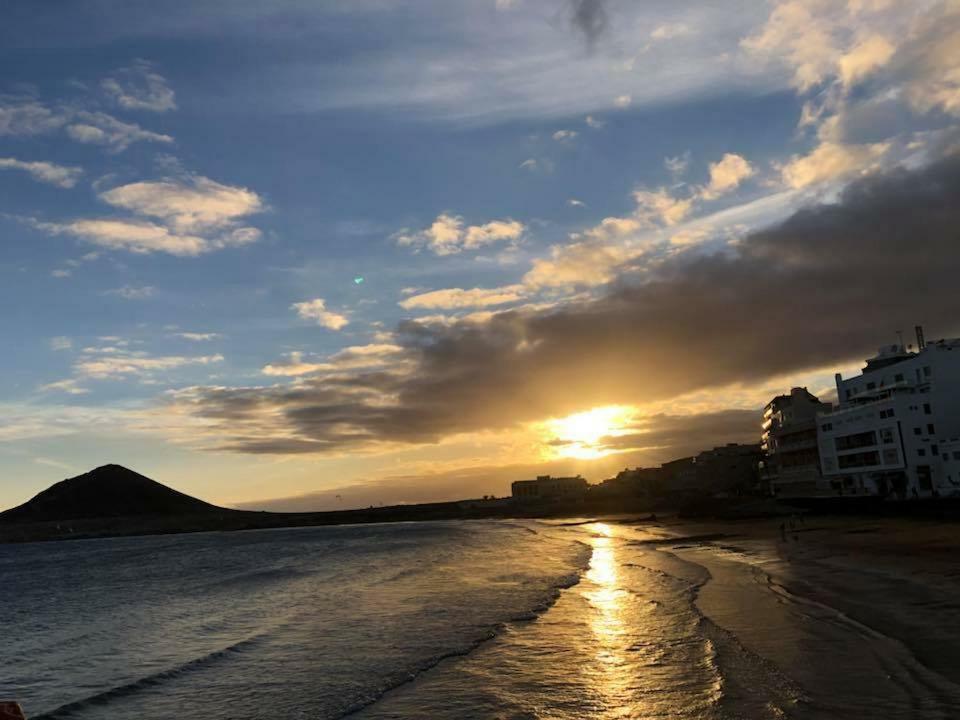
[2, 0, 960, 511]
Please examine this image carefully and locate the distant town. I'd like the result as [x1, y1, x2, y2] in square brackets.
[510, 327, 960, 508]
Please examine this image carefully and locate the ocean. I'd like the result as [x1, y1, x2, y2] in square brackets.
[4, 519, 960, 719]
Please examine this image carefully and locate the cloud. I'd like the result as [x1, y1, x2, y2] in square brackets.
[0, 157, 83, 188]
[66, 111, 173, 152]
[613, 94, 632, 108]
[164, 152, 960, 455]
[101, 61, 177, 112]
[30, 174, 263, 256]
[175, 332, 221, 341]
[568, 198, 586, 207]
[780, 141, 889, 188]
[634, 189, 693, 225]
[664, 151, 691, 178]
[585, 115, 605, 129]
[552, 129, 578, 142]
[651, 23, 692, 41]
[399, 286, 526, 310]
[99, 176, 264, 233]
[699, 153, 754, 199]
[262, 344, 405, 377]
[0, 98, 67, 136]
[394, 214, 525, 255]
[291, 298, 349, 330]
[49, 337, 73, 351]
[104, 285, 156, 300]
[38, 378, 89, 395]
[838, 34, 896, 87]
[38, 218, 211, 256]
[74, 351, 223, 380]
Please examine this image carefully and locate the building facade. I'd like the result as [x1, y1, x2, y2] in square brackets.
[761, 387, 833, 497]
[816, 335, 960, 498]
[511, 475, 588, 501]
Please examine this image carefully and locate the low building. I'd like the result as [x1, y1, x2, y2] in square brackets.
[511, 475, 588, 501]
[817, 333, 960, 498]
[761, 387, 833, 498]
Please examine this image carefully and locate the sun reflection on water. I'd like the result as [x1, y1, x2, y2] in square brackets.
[583, 523, 634, 712]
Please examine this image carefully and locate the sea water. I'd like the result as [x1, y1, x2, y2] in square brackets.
[3, 520, 960, 719]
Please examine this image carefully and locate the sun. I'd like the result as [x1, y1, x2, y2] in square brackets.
[543, 406, 634, 460]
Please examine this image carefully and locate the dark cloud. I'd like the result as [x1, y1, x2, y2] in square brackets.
[569, 0, 608, 50]
[171, 152, 960, 455]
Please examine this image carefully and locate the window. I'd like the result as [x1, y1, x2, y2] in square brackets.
[845, 390, 852, 399]
[835, 431, 877, 451]
[838, 451, 880, 469]
[895, 373, 904, 382]
[914, 427, 922, 436]
[867, 382, 876, 390]
[880, 429, 895, 444]
[954, 451, 960, 461]
[932, 445, 939, 456]
[821, 423, 833, 432]
[918, 448, 926, 457]
[924, 403, 932, 415]
[883, 449, 899, 465]
[924, 366, 932, 377]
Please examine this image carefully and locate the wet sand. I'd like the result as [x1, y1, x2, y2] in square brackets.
[653, 515, 960, 717]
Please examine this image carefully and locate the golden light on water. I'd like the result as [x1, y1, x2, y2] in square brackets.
[542, 406, 635, 460]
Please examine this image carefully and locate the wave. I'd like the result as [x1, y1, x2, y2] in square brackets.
[31, 635, 265, 719]
[335, 551, 592, 718]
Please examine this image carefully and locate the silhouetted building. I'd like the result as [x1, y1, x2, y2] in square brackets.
[761, 387, 832, 498]
[693, 443, 763, 496]
[511, 475, 588, 501]
[817, 333, 960, 498]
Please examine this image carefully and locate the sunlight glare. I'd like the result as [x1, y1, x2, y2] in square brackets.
[542, 406, 635, 460]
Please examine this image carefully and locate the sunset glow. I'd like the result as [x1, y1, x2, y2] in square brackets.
[543, 407, 635, 460]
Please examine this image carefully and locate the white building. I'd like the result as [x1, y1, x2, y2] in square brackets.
[817, 333, 960, 499]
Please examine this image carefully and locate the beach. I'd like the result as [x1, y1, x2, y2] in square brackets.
[4, 515, 960, 718]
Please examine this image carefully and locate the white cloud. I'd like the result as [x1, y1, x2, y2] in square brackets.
[699, 153, 755, 200]
[292, 298, 349, 330]
[0, 157, 83, 188]
[568, 198, 586, 207]
[613, 94, 632, 108]
[585, 115, 606, 129]
[38, 218, 210, 256]
[99, 176, 264, 233]
[399, 285, 525, 310]
[51, 269, 72, 278]
[263, 345, 404, 377]
[0, 98, 67, 136]
[394, 214, 525, 255]
[634, 189, 693, 226]
[74, 351, 224, 380]
[101, 61, 177, 112]
[49, 337, 73, 351]
[664, 151, 691, 179]
[38, 378, 89, 395]
[651, 23, 692, 40]
[66, 111, 173, 152]
[780, 140, 889, 187]
[105, 285, 156, 300]
[838, 34, 896, 87]
[552, 129, 578, 142]
[175, 332, 221, 341]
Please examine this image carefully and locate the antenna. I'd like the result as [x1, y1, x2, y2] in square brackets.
[915, 325, 926, 351]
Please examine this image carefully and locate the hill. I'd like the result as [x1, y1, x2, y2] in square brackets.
[0, 464, 222, 524]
